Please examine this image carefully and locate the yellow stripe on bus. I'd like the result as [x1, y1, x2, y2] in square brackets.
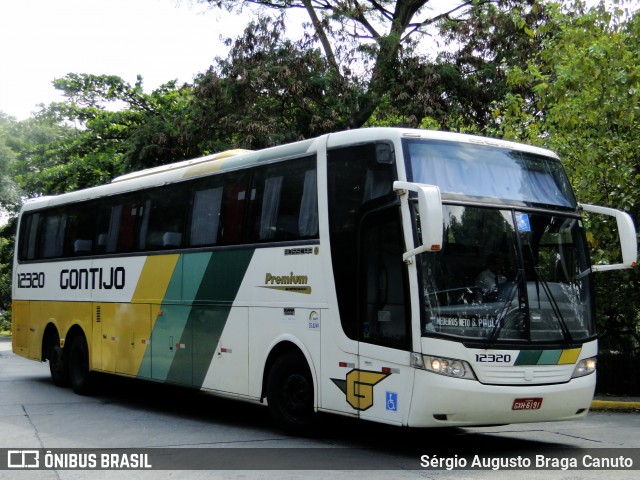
[132, 254, 180, 303]
[558, 348, 582, 365]
[181, 149, 251, 179]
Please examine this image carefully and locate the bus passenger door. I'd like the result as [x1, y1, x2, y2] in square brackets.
[356, 208, 414, 425]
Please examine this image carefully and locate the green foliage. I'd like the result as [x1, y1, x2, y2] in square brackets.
[46, 74, 199, 172]
[0, 219, 15, 316]
[199, 0, 543, 130]
[434, 0, 550, 133]
[0, 113, 24, 215]
[494, 0, 640, 352]
[0, 312, 10, 335]
[191, 16, 357, 148]
[10, 116, 100, 196]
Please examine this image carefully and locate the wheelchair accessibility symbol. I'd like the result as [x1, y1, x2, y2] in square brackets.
[386, 391, 398, 412]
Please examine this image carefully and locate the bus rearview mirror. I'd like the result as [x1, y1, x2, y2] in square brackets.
[579, 203, 638, 272]
[394, 181, 444, 262]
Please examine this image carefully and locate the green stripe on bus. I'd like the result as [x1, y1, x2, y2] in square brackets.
[514, 349, 580, 366]
[537, 350, 563, 365]
[165, 248, 255, 387]
[139, 253, 211, 381]
[514, 350, 543, 366]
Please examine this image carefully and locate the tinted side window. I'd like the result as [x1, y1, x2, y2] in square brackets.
[188, 170, 251, 247]
[19, 213, 41, 261]
[139, 186, 188, 250]
[19, 206, 94, 260]
[17, 156, 320, 261]
[190, 185, 223, 246]
[65, 202, 98, 256]
[39, 209, 67, 259]
[94, 195, 144, 254]
[248, 156, 318, 243]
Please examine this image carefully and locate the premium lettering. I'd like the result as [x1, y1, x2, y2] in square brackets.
[264, 272, 308, 285]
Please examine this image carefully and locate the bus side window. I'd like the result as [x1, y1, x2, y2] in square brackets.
[190, 186, 223, 247]
[39, 210, 67, 259]
[65, 202, 98, 256]
[95, 197, 140, 254]
[19, 213, 41, 261]
[249, 156, 318, 243]
[139, 186, 187, 250]
[218, 171, 250, 245]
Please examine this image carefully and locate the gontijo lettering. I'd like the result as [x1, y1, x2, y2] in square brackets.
[60, 267, 125, 290]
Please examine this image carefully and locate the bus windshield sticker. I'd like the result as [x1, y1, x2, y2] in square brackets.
[516, 212, 531, 232]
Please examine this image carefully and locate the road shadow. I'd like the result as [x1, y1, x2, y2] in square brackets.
[61, 372, 573, 458]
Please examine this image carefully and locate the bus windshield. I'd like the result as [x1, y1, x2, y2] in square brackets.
[420, 206, 595, 345]
[405, 139, 577, 209]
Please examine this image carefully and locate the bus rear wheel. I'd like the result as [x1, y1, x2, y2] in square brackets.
[266, 352, 316, 435]
[68, 335, 93, 395]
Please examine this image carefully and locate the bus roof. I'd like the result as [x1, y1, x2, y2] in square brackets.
[18, 128, 559, 213]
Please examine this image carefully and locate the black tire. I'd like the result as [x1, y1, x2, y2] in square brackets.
[48, 343, 68, 387]
[266, 352, 316, 435]
[68, 335, 93, 395]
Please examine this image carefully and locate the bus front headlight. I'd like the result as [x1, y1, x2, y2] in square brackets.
[412, 353, 476, 380]
[572, 356, 597, 378]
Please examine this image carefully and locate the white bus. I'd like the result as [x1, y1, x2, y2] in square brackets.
[12, 128, 637, 434]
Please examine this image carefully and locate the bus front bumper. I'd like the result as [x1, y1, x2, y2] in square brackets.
[407, 370, 595, 428]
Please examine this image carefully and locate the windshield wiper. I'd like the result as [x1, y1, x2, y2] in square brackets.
[486, 271, 522, 348]
[533, 267, 573, 345]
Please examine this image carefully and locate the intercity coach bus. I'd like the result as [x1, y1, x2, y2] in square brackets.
[12, 128, 637, 434]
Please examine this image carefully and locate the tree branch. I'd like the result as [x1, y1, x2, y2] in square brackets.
[352, 0, 382, 39]
[301, 0, 343, 78]
[401, 0, 500, 41]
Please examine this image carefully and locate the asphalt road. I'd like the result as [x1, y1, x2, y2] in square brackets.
[1, 336, 638, 480]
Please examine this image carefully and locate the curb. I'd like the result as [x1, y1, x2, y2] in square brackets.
[590, 400, 640, 412]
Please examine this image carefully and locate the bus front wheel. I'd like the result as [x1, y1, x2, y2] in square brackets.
[68, 335, 93, 395]
[266, 352, 316, 435]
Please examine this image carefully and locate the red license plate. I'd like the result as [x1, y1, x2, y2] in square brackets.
[512, 397, 543, 410]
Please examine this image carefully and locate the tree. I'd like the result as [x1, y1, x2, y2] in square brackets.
[9, 115, 86, 197]
[0, 113, 23, 215]
[191, 16, 360, 148]
[433, 0, 551, 132]
[494, 1, 640, 352]
[200, 0, 541, 129]
[8, 73, 202, 200]
[0, 220, 15, 315]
